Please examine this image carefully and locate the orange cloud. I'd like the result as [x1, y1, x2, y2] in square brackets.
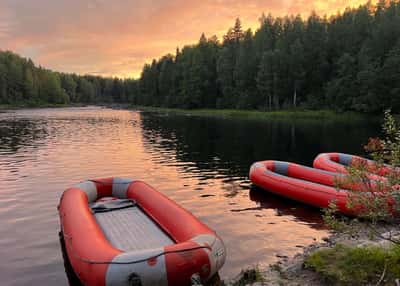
[0, 0, 374, 78]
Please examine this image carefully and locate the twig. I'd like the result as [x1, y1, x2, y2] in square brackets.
[375, 261, 387, 286]
[366, 223, 400, 245]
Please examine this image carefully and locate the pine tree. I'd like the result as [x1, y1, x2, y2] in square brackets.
[234, 29, 257, 108]
[257, 51, 278, 110]
[0, 62, 7, 104]
[61, 74, 77, 102]
[223, 18, 244, 43]
[217, 45, 236, 108]
[380, 41, 400, 111]
[289, 39, 305, 107]
[326, 53, 358, 111]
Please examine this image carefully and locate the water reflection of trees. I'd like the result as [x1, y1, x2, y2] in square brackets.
[139, 112, 379, 179]
[0, 118, 47, 153]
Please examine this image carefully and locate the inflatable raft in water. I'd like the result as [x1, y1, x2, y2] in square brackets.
[249, 160, 357, 215]
[58, 178, 226, 286]
[314, 152, 393, 177]
[313, 152, 359, 173]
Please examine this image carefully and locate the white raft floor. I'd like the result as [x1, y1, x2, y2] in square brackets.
[95, 206, 174, 251]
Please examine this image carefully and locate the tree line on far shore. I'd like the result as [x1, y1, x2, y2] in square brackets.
[0, 51, 138, 106]
[1, 0, 400, 113]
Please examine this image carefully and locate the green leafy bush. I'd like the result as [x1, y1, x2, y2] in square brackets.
[324, 111, 400, 226]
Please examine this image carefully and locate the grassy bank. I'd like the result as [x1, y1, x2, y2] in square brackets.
[131, 105, 374, 122]
[225, 267, 265, 286]
[0, 103, 382, 122]
[0, 103, 88, 110]
[305, 244, 400, 285]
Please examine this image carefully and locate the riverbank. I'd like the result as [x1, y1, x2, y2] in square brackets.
[0, 104, 382, 122]
[0, 103, 88, 110]
[131, 105, 375, 122]
[228, 223, 400, 286]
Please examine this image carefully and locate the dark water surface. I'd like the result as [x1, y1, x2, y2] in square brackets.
[0, 107, 380, 285]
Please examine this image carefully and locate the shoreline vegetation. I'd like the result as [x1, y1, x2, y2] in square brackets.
[0, 103, 88, 110]
[228, 223, 400, 286]
[131, 105, 376, 122]
[0, 103, 377, 122]
[1, 103, 380, 123]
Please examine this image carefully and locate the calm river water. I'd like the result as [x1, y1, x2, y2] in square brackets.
[0, 107, 380, 285]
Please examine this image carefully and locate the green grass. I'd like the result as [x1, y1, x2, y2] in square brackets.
[131, 105, 373, 122]
[0, 103, 385, 123]
[0, 102, 86, 110]
[305, 244, 400, 285]
[229, 267, 265, 286]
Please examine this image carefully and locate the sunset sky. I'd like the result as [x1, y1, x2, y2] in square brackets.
[0, 0, 371, 78]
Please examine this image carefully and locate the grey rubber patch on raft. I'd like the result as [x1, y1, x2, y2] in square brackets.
[105, 248, 168, 286]
[75, 181, 97, 202]
[274, 161, 289, 176]
[299, 164, 346, 177]
[112, 178, 134, 199]
[339, 153, 353, 166]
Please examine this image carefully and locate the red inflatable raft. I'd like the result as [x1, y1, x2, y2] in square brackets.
[313, 152, 358, 173]
[249, 160, 356, 215]
[58, 178, 226, 286]
[313, 152, 393, 177]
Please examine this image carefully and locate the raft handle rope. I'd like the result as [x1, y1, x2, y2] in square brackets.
[90, 199, 137, 214]
[63, 231, 216, 265]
